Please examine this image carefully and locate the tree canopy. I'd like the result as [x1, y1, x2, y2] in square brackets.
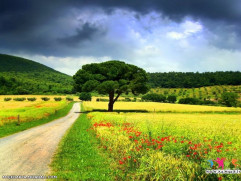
[73, 60, 149, 111]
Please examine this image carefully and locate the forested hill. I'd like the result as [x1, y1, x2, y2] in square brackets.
[0, 54, 73, 95]
[148, 72, 241, 88]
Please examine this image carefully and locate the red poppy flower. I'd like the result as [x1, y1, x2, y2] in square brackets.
[119, 160, 124, 165]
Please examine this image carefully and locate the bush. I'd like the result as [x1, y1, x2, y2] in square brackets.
[178, 98, 201, 105]
[13, 97, 26, 101]
[66, 97, 74, 101]
[4, 97, 12, 101]
[79, 92, 91, 101]
[54, 97, 62, 101]
[41, 97, 50, 101]
[219, 92, 239, 107]
[142, 93, 166, 102]
[124, 98, 131, 102]
[27, 97, 36, 101]
[201, 100, 216, 105]
[167, 95, 177, 103]
[96, 98, 108, 102]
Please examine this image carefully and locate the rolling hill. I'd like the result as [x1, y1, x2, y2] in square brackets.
[0, 54, 74, 95]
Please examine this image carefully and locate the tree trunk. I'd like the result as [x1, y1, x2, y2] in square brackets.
[108, 101, 114, 112]
[108, 92, 114, 112]
[108, 92, 121, 112]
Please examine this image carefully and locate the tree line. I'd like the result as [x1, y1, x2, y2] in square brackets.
[148, 71, 241, 88]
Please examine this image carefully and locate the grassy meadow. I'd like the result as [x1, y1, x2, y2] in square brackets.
[83, 101, 241, 113]
[0, 95, 77, 138]
[73, 101, 241, 180]
[0, 95, 78, 126]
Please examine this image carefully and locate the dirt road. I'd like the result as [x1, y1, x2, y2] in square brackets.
[0, 103, 80, 180]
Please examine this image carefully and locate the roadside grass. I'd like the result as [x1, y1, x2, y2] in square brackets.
[49, 110, 115, 181]
[0, 102, 74, 138]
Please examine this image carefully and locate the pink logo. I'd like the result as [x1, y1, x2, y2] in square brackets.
[213, 158, 225, 169]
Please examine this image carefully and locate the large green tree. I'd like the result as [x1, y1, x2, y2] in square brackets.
[73, 61, 149, 111]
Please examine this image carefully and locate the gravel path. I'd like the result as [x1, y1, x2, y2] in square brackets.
[0, 103, 80, 180]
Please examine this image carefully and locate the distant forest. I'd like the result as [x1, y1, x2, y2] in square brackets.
[148, 71, 241, 88]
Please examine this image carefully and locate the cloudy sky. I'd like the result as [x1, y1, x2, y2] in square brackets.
[1, 0, 241, 75]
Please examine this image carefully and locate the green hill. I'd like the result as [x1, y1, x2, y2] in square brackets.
[0, 54, 73, 95]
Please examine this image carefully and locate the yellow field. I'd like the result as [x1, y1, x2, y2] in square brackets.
[83, 101, 241, 113]
[0, 95, 76, 126]
[84, 101, 241, 180]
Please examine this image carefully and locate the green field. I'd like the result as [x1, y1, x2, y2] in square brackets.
[151, 85, 241, 101]
[0, 95, 75, 138]
[50, 101, 241, 180]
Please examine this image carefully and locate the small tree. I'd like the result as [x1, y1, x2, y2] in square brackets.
[79, 92, 91, 101]
[73, 61, 149, 111]
[219, 92, 239, 107]
[167, 95, 177, 103]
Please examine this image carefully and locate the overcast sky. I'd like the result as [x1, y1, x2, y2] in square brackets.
[1, 0, 241, 75]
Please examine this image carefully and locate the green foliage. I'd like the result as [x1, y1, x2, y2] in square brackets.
[54, 97, 62, 101]
[73, 60, 149, 111]
[149, 71, 241, 88]
[27, 97, 36, 101]
[142, 93, 166, 102]
[13, 97, 26, 101]
[0, 102, 74, 138]
[96, 98, 109, 102]
[4, 97, 11, 101]
[124, 97, 131, 102]
[179, 98, 201, 105]
[50, 113, 114, 180]
[41, 97, 50, 101]
[219, 92, 239, 107]
[167, 95, 177, 103]
[0, 54, 73, 95]
[66, 97, 74, 101]
[79, 92, 92, 101]
[201, 100, 216, 105]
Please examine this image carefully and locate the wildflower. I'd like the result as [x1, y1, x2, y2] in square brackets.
[119, 160, 124, 165]
[186, 155, 190, 157]
[133, 159, 137, 162]
[128, 156, 131, 159]
[123, 157, 127, 161]
[129, 136, 133, 139]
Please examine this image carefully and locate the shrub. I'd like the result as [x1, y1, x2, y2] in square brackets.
[201, 100, 216, 105]
[178, 98, 201, 105]
[219, 92, 239, 107]
[96, 98, 108, 102]
[79, 92, 91, 101]
[124, 98, 131, 102]
[41, 97, 50, 101]
[142, 93, 166, 102]
[167, 95, 177, 103]
[13, 97, 26, 101]
[27, 97, 36, 101]
[4, 97, 12, 101]
[66, 97, 74, 101]
[54, 97, 62, 101]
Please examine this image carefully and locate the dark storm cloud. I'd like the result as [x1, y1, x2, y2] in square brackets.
[58, 23, 104, 47]
[0, 0, 240, 56]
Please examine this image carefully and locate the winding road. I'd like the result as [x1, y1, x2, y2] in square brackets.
[0, 103, 80, 180]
